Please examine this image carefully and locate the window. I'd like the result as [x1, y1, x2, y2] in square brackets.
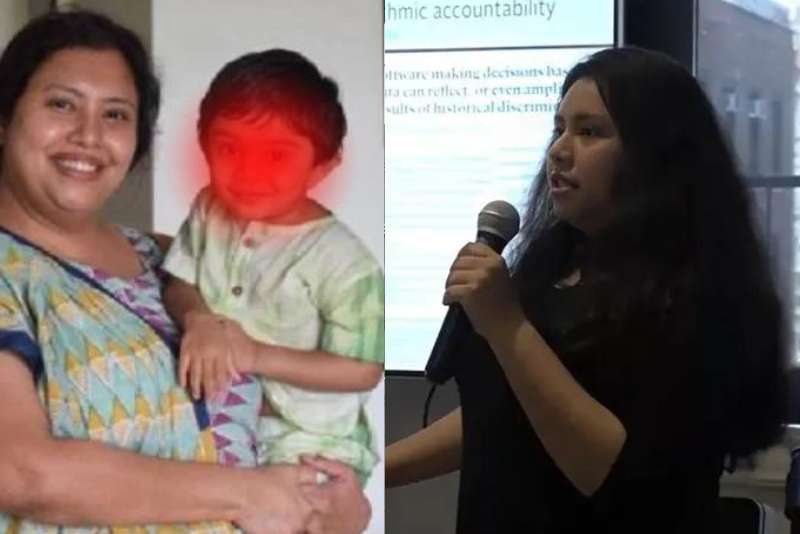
[722, 87, 738, 142]
[773, 100, 784, 174]
[698, 0, 800, 386]
[748, 93, 764, 175]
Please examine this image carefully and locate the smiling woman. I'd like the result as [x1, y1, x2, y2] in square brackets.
[0, 48, 138, 230]
[0, 10, 370, 534]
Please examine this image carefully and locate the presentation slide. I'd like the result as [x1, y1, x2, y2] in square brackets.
[385, 0, 616, 372]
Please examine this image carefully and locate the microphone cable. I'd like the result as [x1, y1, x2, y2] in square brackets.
[420, 200, 520, 428]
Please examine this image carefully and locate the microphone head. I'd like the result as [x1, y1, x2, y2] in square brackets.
[477, 200, 520, 245]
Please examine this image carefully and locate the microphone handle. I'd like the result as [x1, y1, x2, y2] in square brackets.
[424, 304, 472, 384]
[476, 230, 506, 253]
[424, 231, 506, 384]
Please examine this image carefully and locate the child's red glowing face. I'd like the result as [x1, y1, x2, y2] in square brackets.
[205, 113, 335, 223]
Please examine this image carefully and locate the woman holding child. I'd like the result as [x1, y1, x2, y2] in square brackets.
[0, 10, 371, 534]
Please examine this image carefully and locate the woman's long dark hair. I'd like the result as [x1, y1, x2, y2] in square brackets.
[512, 47, 787, 462]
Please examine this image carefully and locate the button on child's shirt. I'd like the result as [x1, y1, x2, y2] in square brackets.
[232, 286, 243, 297]
[243, 237, 256, 249]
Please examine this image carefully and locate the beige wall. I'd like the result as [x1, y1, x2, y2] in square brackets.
[0, 1, 28, 49]
[56, 0, 150, 51]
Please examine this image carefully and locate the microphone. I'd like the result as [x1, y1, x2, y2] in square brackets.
[424, 200, 521, 384]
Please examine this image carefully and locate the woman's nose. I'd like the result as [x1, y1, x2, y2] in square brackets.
[69, 110, 103, 148]
[548, 134, 572, 168]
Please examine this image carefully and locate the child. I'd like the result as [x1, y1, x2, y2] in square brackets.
[162, 49, 384, 483]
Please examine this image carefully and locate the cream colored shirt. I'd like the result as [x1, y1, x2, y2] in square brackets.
[162, 188, 383, 474]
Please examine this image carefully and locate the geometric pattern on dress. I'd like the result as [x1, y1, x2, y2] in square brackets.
[206, 373, 261, 467]
[0, 230, 238, 533]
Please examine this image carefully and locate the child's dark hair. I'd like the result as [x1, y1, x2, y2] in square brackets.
[197, 49, 346, 164]
[0, 10, 160, 168]
[513, 47, 787, 464]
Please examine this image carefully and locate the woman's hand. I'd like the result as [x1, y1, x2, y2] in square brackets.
[299, 456, 371, 534]
[443, 242, 525, 341]
[179, 311, 240, 399]
[236, 463, 318, 534]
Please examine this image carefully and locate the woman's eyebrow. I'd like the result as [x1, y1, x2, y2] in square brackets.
[569, 112, 607, 122]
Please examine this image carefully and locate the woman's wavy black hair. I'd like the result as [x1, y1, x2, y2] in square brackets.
[512, 47, 787, 462]
[0, 10, 160, 168]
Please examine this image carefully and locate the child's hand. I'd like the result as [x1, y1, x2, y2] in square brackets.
[179, 311, 240, 400]
[223, 320, 262, 375]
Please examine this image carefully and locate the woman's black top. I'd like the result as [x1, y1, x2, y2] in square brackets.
[453, 277, 724, 533]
